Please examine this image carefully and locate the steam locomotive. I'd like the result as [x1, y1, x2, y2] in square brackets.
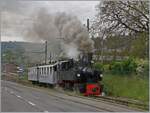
[28, 53, 103, 96]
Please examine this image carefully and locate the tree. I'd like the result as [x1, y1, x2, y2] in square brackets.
[91, 1, 149, 60]
[2, 50, 15, 63]
[95, 1, 149, 35]
[130, 32, 149, 58]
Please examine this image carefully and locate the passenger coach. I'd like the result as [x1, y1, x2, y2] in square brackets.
[28, 62, 58, 85]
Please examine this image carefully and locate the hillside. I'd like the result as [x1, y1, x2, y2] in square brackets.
[1, 41, 45, 64]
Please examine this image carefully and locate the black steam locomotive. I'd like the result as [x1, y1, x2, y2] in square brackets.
[28, 53, 103, 96]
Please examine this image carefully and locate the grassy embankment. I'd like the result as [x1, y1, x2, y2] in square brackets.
[102, 74, 149, 103]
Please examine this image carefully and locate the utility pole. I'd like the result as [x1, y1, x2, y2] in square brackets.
[49, 52, 52, 64]
[45, 41, 47, 64]
[87, 18, 90, 32]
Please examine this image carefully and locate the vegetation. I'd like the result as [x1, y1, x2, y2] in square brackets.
[91, 1, 149, 61]
[102, 74, 149, 103]
[2, 42, 26, 65]
[94, 58, 149, 76]
[110, 58, 137, 74]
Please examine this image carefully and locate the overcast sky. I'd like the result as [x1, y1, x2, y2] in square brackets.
[1, 0, 100, 42]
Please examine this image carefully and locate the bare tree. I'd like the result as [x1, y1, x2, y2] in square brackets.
[95, 1, 149, 35]
[91, 1, 149, 61]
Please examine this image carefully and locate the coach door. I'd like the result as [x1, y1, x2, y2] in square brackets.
[49, 66, 53, 84]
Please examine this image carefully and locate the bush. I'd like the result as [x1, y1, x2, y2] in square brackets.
[93, 62, 104, 71]
[122, 58, 137, 74]
[109, 58, 137, 75]
[103, 64, 110, 72]
[94, 58, 148, 76]
[110, 61, 123, 74]
[135, 59, 149, 77]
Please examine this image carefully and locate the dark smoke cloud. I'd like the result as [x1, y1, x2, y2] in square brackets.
[25, 8, 94, 59]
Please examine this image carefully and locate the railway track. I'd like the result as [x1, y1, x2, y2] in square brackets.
[92, 95, 148, 110]
[64, 91, 148, 111]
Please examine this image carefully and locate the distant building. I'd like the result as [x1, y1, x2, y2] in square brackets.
[2, 63, 17, 73]
[92, 37, 131, 61]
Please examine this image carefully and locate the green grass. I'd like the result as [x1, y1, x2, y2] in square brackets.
[102, 74, 149, 103]
[18, 72, 28, 81]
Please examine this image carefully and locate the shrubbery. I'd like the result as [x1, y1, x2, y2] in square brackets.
[94, 58, 148, 76]
[135, 59, 149, 76]
[93, 62, 104, 71]
[110, 58, 137, 74]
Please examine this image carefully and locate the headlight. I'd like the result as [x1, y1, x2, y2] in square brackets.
[77, 74, 80, 77]
[100, 74, 103, 77]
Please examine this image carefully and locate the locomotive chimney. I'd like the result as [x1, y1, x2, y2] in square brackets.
[79, 52, 93, 67]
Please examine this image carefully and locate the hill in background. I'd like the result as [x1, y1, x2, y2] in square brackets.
[1, 41, 45, 65]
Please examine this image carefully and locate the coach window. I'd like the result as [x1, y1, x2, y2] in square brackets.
[45, 67, 47, 75]
[49, 67, 50, 74]
[43, 67, 44, 75]
[39, 68, 40, 75]
[50, 67, 52, 74]
[42, 68, 43, 75]
[61, 63, 64, 71]
[49, 67, 51, 74]
[33, 69, 34, 74]
[42, 68, 44, 77]
[44, 67, 45, 75]
[47, 67, 49, 74]
[40, 68, 42, 75]
[54, 65, 57, 71]
[46, 67, 48, 75]
[42, 67, 44, 76]
[41, 68, 42, 75]
[39, 68, 41, 75]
